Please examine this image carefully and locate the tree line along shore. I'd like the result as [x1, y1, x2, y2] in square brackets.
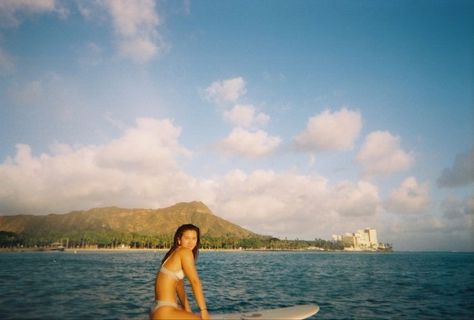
[0, 230, 392, 252]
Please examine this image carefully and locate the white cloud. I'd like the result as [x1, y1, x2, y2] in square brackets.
[99, 0, 166, 63]
[0, 119, 319, 237]
[385, 177, 430, 214]
[332, 180, 380, 217]
[0, 115, 467, 247]
[205, 77, 246, 105]
[224, 104, 270, 128]
[210, 170, 384, 239]
[294, 108, 362, 152]
[0, 116, 447, 245]
[219, 128, 281, 157]
[212, 169, 334, 237]
[437, 148, 474, 188]
[0, 46, 15, 75]
[0, 118, 212, 214]
[0, 0, 66, 27]
[95, 118, 191, 172]
[118, 37, 159, 63]
[357, 131, 414, 177]
[207, 78, 279, 158]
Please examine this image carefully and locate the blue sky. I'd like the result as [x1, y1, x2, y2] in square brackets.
[0, 0, 473, 251]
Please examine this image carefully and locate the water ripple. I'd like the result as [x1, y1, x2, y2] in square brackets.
[1, 251, 473, 319]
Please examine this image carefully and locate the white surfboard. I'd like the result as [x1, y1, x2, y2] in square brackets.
[212, 304, 319, 320]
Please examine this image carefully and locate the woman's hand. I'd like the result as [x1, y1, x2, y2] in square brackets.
[200, 309, 210, 320]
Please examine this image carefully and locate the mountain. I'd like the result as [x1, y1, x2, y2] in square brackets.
[0, 201, 259, 239]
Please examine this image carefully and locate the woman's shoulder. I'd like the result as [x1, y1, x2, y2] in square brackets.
[175, 247, 194, 258]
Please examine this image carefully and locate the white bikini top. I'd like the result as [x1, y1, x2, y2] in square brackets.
[160, 256, 184, 281]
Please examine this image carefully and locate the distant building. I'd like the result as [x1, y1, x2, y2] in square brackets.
[367, 228, 378, 247]
[332, 228, 380, 251]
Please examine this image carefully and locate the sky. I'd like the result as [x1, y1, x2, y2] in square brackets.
[0, 0, 473, 251]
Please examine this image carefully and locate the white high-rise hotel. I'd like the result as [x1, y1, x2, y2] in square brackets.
[333, 228, 380, 250]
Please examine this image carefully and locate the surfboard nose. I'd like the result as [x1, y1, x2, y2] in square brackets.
[213, 303, 320, 320]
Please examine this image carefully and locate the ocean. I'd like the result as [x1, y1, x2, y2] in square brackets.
[0, 251, 473, 319]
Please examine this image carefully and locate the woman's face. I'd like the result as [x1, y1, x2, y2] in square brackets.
[179, 230, 198, 250]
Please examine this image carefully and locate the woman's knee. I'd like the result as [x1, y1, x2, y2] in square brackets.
[151, 306, 169, 320]
[169, 309, 200, 320]
[152, 307, 199, 320]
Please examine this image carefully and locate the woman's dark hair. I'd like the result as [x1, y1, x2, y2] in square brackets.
[161, 224, 200, 266]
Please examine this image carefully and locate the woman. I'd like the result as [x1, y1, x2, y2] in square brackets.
[151, 224, 209, 320]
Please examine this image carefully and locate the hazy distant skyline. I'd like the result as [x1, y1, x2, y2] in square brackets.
[0, 0, 473, 251]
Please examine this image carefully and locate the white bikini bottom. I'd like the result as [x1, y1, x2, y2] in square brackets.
[151, 300, 179, 313]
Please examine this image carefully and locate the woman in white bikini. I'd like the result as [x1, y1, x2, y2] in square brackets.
[151, 224, 209, 320]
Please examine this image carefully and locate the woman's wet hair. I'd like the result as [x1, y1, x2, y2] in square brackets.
[160, 224, 201, 266]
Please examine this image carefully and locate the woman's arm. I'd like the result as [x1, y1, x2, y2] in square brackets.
[180, 249, 209, 319]
[176, 279, 191, 311]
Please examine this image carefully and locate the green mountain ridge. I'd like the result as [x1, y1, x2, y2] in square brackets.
[0, 201, 259, 239]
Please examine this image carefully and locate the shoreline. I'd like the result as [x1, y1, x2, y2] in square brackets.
[0, 247, 248, 253]
[0, 247, 391, 253]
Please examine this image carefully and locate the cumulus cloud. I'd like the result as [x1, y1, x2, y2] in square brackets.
[294, 108, 362, 152]
[0, 0, 66, 27]
[332, 180, 380, 217]
[97, 0, 166, 63]
[95, 118, 191, 172]
[0, 115, 391, 240]
[385, 177, 430, 214]
[210, 170, 383, 238]
[223, 104, 270, 128]
[219, 128, 281, 157]
[437, 148, 474, 188]
[0, 118, 213, 214]
[205, 77, 246, 105]
[357, 131, 414, 177]
[206, 77, 280, 158]
[212, 169, 333, 236]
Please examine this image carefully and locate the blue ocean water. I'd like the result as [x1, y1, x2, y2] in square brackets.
[0, 251, 473, 319]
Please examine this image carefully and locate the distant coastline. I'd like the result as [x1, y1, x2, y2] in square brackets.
[0, 247, 391, 253]
[0, 203, 392, 252]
